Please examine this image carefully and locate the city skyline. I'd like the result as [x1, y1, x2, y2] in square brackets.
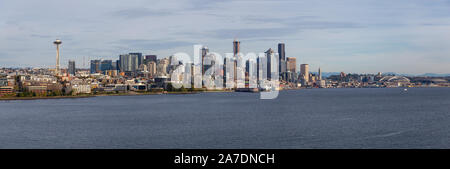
[1, 0, 450, 74]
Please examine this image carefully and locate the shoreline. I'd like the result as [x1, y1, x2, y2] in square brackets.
[0, 95, 95, 101]
[0, 90, 227, 101]
[1, 87, 448, 101]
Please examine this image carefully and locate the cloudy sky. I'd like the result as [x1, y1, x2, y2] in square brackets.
[1, 0, 450, 74]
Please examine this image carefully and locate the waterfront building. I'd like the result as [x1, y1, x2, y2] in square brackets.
[0, 86, 14, 96]
[69, 84, 91, 94]
[0, 77, 8, 86]
[26, 86, 47, 94]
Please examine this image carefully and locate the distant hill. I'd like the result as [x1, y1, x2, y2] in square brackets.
[312, 72, 450, 78]
[309, 72, 340, 78]
[417, 73, 450, 77]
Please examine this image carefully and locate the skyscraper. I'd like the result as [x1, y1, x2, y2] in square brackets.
[233, 39, 240, 57]
[318, 67, 322, 80]
[286, 57, 296, 73]
[300, 64, 309, 84]
[90, 60, 101, 74]
[157, 58, 170, 75]
[115, 60, 120, 71]
[68, 60, 76, 75]
[120, 54, 139, 72]
[265, 48, 276, 80]
[233, 39, 240, 87]
[100, 60, 113, 72]
[201, 46, 209, 75]
[129, 53, 143, 67]
[278, 43, 286, 72]
[147, 61, 157, 77]
[144, 55, 157, 64]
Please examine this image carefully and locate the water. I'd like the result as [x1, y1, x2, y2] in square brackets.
[0, 88, 449, 149]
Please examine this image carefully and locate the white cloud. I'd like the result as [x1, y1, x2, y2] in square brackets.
[0, 0, 449, 74]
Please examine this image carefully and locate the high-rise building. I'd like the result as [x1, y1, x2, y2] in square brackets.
[232, 39, 240, 87]
[265, 48, 276, 80]
[115, 60, 120, 71]
[278, 43, 285, 61]
[233, 39, 240, 57]
[318, 67, 322, 80]
[68, 60, 76, 75]
[147, 61, 157, 77]
[120, 54, 139, 72]
[201, 46, 209, 75]
[300, 64, 309, 83]
[90, 60, 101, 74]
[223, 57, 236, 89]
[111, 61, 117, 71]
[286, 57, 296, 73]
[157, 58, 170, 75]
[278, 43, 286, 73]
[129, 53, 143, 67]
[144, 55, 157, 65]
[256, 56, 266, 83]
[100, 60, 113, 73]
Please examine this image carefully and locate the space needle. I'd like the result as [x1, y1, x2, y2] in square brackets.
[53, 39, 62, 75]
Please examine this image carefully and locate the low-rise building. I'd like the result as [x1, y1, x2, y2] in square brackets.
[70, 84, 91, 94]
[0, 86, 14, 96]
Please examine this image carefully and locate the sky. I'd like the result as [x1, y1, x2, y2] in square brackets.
[0, 0, 450, 74]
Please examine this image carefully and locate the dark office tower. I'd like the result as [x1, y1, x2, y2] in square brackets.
[116, 60, 120, 71]
[245, 60, 250, 74]
[233, 39, 240, 57]
[256, 57, 261, 82]
[129, 53, 143, 66]
[223, 57, 227, 87]
[233, 39, 240, 86]
[278, 43, 286, 75]
[68, 60, 76, 75]
[100, 60, 113, 73]
[144, 55, 157, 64]
[90, 60, 101, 74]
[278, 43, 285, 61]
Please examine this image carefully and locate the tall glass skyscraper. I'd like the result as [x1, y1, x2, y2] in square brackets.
[120, 54, 139, 72]
[68, 60, 76, 75]
[90, 60, 101, 74]
[278, 43, 286, 79]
